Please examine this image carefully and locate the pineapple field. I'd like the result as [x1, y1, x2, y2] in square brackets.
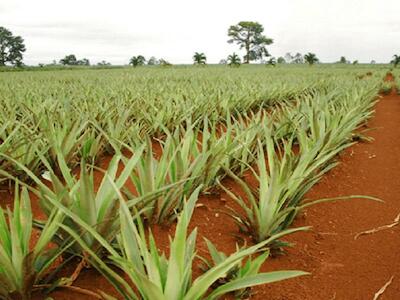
[0, 65, 399, 299]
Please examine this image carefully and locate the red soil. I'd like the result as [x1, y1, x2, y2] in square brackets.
[385, 72, 394, 82]
[2, 79, 400, 299]
[252, 89, 400, 299]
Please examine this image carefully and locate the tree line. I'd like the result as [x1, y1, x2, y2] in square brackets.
[1, 24, 398, 68]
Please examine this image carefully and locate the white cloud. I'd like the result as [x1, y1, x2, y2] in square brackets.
[1, 0, 399, 64]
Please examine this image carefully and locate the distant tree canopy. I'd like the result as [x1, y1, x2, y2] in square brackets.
[147, 56, 159, 65]
[277, 57, 286, 64]
[227, 21, 273, 64]
[97, 60, 111, 66]
[339, 56, 350, 64]
[129, 55, 146, 67]
[0, 26, 26, 66]
[284, 52, 304, 64]
[60, 54, 77, 65]
[265, 57, 276, 66]
[304, 53, 319, 65]
[219, 59, 228, 65]
[159, 58, 172, 66]
[193, 52, 206, 65]
[59, 54, 90, 66]
[227, 53, 241, 67]
[391, 55, 400, 67]
[77, 58, 90, 66]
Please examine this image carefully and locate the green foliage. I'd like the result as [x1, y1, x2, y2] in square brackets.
[60, 54, 77, 65]
[59, 55, 90, 66]
[304, 53, 319, 65]
[0, 66, 385, 182]
[391, 54, 400, 67]
[147, 56, 159, 65]
[0, 27, 26, 67]
[3, 146, 147, 257]
[193, 52, 206, 65]
[129, 55, 146, 67]
[0, 185, 66, 300]
[277, 57, 286, 64]
[199, 240, 270, 299]
[97, 60, 111, 66]
[227, 53, 241, 67]
[284, 52, 303, 64]
[219, 86, 381, 244]
[0, 64, 385, 299]
[159, 58, 172, 66]
[339, 56, 349, 64]
[61, 187, 308, 300]
[227, 21, 273, 63]
[265, 57, 276, 66]
[380, 81, 393, 94]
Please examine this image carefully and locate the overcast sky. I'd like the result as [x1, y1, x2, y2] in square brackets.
[1, 0, 399, 65]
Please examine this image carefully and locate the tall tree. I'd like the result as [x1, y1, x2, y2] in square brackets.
[193, 52, 206, 65]
[339, 56, 349, 64]
[277, 57, 286, 64]
[266, 57, 276, 66]
[284, 52, 294, 63]
[97, 60, 111, 66]
[77, 58, 90, 66]
[227, 53, 241, 67]
[304, 53, 319, 65]
[292, 53, 304, 64]
[391, 55, 400, 67]
[159, 58, 172, 66]
[60, 54, 78, 65]
[129, 55, 146, 67]
[227, 21, 273, 64]
[147, 56, 159, 65]
[0, 27, 26, 66]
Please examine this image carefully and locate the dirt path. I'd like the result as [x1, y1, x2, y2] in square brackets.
[254, 89, 400, 299]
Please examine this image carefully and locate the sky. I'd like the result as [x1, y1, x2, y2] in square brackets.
[1, 0, 399, 65]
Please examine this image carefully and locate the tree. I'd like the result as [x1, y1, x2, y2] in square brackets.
[391, 55, 400, 67]
[285, 52, 303, 64]
[353, 60, 359, 65]
[193, 52, 206, 65]
[227, 21, 273, 64]
[97, 60, 111, 66]
[339, 56, 350, 64]
[219, 59, 227, 65]
[159, 58, 172, 66]
[266, 57, 276, 67]
[0, 27, 26, 66]
[277, 57, 286, 64]
[304, 53, 319, 65]
[371, 60, 376, 64]
[292, 53, 304, 64]
[59, 55, 90, 66]
[77, 58, 90, 66]
[60, 54, 78, 65]
[284, 52, 294, 63]
[147, 56, 159, 65]
[129, 55, 146, 67]
[227, 53, 241, 67]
